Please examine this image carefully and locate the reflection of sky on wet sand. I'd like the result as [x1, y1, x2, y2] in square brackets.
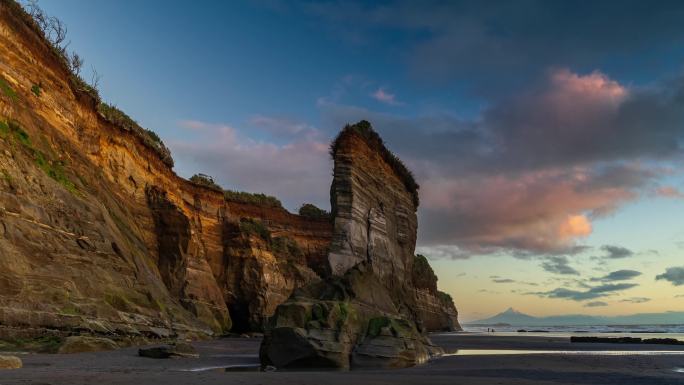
[449, 350, 684, 356]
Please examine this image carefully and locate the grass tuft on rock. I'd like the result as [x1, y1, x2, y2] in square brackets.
[239, 218, 271, 242]
[0, 336, 63, 354]
[270, 236, 303, 260]
[366, 317, 391, 337]
[31, 83, 41, 97]
[0, 120, 9, 138]
[0, 76, 18, 102]
[34, 151, 77, 194]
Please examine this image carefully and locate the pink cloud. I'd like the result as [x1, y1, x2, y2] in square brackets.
[549, 68, 627, 106]
[419, 165, 640, 253]
[655, 186, 684, 199]
[371, 87, 402, 105]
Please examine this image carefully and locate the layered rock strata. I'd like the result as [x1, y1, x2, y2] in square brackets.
[412, 255, 462, 331]
[260, 122, 447, 369]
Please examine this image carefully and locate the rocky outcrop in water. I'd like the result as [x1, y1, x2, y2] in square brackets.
[260, 122, 447, 369]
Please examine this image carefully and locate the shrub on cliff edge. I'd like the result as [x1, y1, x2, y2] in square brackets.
[224, 190, 283, 208]
[437, 291, 454, 305]
[412, 254, 438, 292]
[298, 203, 330, 219]
[97, 103, 173, 167]
[189, 173, 222, 191]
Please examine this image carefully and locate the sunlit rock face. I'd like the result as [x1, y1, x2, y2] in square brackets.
[0, 1, 332, 340]
[327, 125, 418, 289]
[260, 122, 451, 370]
[219, 215, 325, 332]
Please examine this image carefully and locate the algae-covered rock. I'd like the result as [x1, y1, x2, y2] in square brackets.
[352, 317, 440, 369]
[260, 264, 443, 369]
[57, 336, 119, 354]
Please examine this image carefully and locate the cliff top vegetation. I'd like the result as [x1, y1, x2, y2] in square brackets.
[5, 0, 173, 167]
[330, 120, 419, 208]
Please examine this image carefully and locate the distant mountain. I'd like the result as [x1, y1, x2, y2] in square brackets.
[468, 308, 684, 326]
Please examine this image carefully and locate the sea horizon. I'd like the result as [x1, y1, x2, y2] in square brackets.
[459, 324, 684, 339]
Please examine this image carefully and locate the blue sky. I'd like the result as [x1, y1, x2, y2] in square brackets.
[38, 0, 684, 320]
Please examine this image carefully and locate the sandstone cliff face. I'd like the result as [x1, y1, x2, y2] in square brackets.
[219, 217, 324, 332]
[0, 1, 330, 340]
[412, 255, 461, 331]
[0, 1, 458, 348]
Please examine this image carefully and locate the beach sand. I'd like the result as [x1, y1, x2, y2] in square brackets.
[2, 333, 684, 384]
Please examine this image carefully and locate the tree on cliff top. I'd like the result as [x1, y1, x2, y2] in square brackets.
[330, 120, 420, 208]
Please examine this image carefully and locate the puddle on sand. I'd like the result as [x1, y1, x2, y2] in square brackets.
[445, 349, 684, 356]
[177, 364, 271, 373]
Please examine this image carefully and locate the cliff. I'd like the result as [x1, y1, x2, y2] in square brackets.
[0, 0, 330, 340]
[412, 255, 462, 331]
[0, 0, 458, 350]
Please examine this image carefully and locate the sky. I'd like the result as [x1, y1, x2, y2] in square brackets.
[37, 0, 684, 322]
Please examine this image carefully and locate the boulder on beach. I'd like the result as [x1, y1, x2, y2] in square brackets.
[0, 355, 22, 369]
[260, 263, 443, 369]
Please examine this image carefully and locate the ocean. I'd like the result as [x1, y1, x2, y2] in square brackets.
[461, 324, 684, 341]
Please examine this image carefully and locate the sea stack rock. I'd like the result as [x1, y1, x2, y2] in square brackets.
[259, 121, 444, 370]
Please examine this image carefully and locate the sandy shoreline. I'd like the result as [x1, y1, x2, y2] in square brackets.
[2, 333, 684, 384]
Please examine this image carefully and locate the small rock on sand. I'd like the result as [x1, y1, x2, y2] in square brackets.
[138, 342, 199, 359]
[0, 355, 22, 369]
